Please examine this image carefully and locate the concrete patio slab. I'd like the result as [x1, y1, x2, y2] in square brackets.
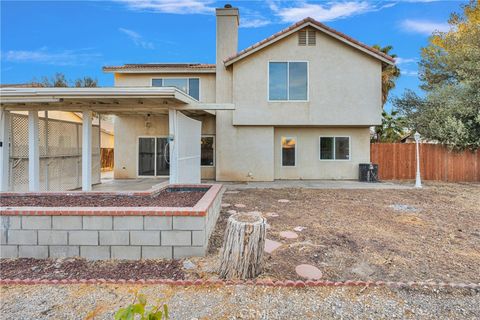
[92, 177, 168, 192]
[219, 180, 413, 190]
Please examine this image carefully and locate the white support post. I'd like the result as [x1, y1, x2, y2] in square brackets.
[0, 109, 10, 191]
[168, 109, 177, 184]
[82, 110, 92, 191]
[28, 110, 40, 191]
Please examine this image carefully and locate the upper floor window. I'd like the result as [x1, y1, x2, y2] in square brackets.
[152, 78, 200, 100]
[268, 62, 308, 101]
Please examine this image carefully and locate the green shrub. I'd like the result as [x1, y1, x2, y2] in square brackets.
[114, 292, 169, 320]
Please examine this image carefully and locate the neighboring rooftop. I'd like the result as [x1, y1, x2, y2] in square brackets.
[103, 63, 216, 74]
[0, 83, 44, 88]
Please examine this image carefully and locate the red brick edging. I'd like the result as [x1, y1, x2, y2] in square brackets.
[1, 278, 478, 289]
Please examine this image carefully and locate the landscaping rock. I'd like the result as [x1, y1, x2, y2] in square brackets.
[295, 264, 323, 280]
[182, 259, 196, 270]
[279, 231, 298, 239]
[264, 239, 282, 254]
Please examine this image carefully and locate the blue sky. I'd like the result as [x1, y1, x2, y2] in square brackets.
[1, 0, 465, 110]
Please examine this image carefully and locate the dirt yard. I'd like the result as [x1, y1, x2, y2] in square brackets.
[198, 182, 480, 282]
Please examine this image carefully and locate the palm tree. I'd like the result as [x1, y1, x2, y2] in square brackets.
[373, 45, 401, 105]
[373, 110, 405, 142]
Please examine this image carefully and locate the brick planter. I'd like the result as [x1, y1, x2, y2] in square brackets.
[0, 184, 223, 260]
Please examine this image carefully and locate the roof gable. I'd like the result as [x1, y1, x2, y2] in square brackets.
[224, 17, 395, 66]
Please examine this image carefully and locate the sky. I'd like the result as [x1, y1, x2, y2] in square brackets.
[0, 0, 466, 111]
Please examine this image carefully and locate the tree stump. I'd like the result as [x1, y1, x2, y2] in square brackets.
[218, 212, 266, 279]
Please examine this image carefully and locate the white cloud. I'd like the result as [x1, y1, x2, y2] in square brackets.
[2, 48, 101, 66]
[401, 69, 418, 77]
[401, 19, 450, 35]
[119, 28, 154, 49]
[270, 1, 375, 23]
[395, 57, 418, 65]
[118, 0, 214, 14]
[241, 18, 271, 28]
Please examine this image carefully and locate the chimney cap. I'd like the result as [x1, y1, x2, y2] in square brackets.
[224, 4, 232, 8]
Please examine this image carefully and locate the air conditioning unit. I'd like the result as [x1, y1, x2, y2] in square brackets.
[359, 163, 379, 182]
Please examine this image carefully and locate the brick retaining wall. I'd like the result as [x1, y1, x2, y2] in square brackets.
[0, 184, 223, 260]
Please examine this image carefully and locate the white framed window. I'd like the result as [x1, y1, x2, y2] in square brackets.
[281, 136, 297, 167]
[268, 61, 308, 101]
[319, 136, 351, 161]
[201, 135, 215, 167]
[152, 78, 200, 100]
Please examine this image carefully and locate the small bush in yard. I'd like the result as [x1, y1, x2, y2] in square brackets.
[114, 292, 169, 320]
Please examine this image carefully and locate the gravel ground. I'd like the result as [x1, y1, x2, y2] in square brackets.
[0, 284, 478, 319]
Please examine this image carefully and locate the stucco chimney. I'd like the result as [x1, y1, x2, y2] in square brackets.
[215, 4, 239, 103]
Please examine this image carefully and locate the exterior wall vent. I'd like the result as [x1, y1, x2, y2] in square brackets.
[307, 29, 316, 46]
[298, 30, 307, 46]
[299, 28, 316, 46]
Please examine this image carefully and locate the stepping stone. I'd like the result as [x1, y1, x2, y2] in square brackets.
[234, 204, 246, 208]
[265, 212, 279, 217]
[265, 239, 282, 254]
[278, 199, 290, 203]
[279, 231, 298, 239]
[221, 203, 231, 208]
[227, 209, 237, 215]
[293, 226, 306, 232]
[295, 264, 323, 280]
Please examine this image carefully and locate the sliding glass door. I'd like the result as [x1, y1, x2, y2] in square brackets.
[156, 137, 170, 176]
[138, 137, 169, 176]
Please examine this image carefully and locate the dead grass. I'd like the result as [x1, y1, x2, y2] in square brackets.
[205, 182, 480, 282]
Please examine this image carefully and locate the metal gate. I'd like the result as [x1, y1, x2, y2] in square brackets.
[169, 111, 201, 184]
[8, 113, 100, 191]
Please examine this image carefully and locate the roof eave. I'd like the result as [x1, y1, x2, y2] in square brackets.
[102, 68, 216, 74]
[224, 20, 395, 67]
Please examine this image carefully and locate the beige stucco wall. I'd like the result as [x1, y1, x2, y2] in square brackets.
[274, 127, 371, 179]
[231, 29, 383, 126]
[114, 73, 216, 103]
[101, 131, 114, 149]
[216, 111, 274, 181]
[113, 114, 216, 179]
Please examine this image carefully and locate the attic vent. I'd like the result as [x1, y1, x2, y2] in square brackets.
[298, 29, 316, 46]
[307, 29, 316, 45]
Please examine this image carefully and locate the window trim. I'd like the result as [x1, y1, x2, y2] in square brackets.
[200, 135, 215, 167]
[137, 135, 170, 178]
[319, 136, 351, 161]
[280, 136, 297, 167]
[151, 77, 201, 101]
[267, 61, 309, 102]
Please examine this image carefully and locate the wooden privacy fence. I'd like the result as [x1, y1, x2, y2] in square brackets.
[370, 143, 480, 182]
[100, 148, 114, 171]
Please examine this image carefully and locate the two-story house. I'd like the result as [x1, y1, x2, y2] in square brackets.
[104, 5, 394, 182]
[0, 5, 394, 191]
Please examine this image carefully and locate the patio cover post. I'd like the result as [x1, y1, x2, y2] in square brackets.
[28, 110, 40, 191]
[82, 110, 92, 191]
[168, 109, 178, 184]
[0, 109, 10, 191]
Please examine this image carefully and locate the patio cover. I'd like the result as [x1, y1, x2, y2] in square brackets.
[0, 87, 234, 114]
[0, 87, 233, 191]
